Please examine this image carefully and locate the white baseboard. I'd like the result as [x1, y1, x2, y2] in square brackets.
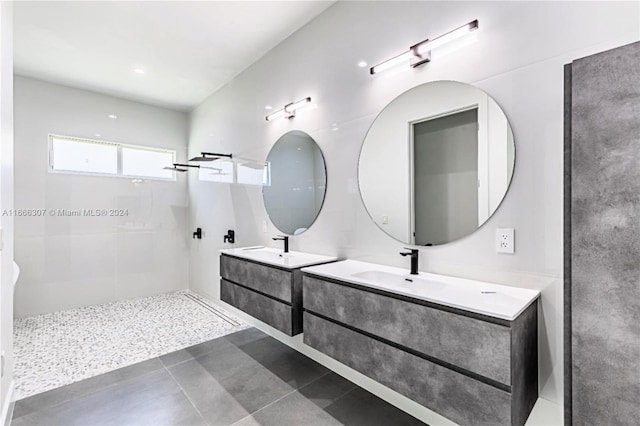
[1, 380, 14, 426]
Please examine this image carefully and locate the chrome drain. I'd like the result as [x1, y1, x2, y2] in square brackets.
[183, 293, 242, 326]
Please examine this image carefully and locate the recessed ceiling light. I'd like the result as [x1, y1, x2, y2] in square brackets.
[133, 68, 145, 75]
[95, 133, 101, 137]
[108, 114, 117, 119]
[265, 105, 273, 110]
[358, 61, 368, 68]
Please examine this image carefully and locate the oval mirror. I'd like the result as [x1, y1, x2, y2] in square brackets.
[263, 130, 327, 235]
[359, 81, 515, 246]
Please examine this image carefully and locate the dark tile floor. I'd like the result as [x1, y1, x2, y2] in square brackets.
[11, 327, 426, 426]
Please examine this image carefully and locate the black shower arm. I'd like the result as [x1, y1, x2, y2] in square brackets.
[200, 152, 232, 159]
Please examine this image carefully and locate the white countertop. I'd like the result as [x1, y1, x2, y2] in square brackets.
[219, 246, 338, 270]
[302, 260, 540, 321]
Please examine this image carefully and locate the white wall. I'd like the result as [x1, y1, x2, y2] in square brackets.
[13, 76, 190, 318]
[0, 2, 14, 423]
[188, 0, 638, 417]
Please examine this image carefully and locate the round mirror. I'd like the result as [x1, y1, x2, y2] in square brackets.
[263, 130, 327, 235]
[359, 81, 515, 246]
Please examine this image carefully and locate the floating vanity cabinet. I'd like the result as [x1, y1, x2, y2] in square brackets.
[301, 260, 539, 426]
[219, 248, 337, 336]
[220, 256, 300, 335]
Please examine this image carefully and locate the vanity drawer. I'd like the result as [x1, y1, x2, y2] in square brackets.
[303, 275, 511, 386]
[221, 279, 300, 336]
[304, 312, 512, 426]
[220, 254, 293, 303]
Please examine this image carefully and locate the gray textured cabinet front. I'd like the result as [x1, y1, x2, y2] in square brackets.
[302, 274, 538, 426]
[220, 254, 295, 302]
[304, 313, 512, 425]
[304, 275, 511, 385]
[220, 254, 303, 336]
[565, 41, 640, 425]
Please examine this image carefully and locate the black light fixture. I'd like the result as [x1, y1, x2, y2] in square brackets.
[189, 152, 233, 162]
[370, 20, 479, 75]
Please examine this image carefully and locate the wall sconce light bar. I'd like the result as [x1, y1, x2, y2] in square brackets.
[265, 110, 285, 121]
[370, 19, 478, 75]
[189, 152, 233, 162]
[266, 97, 312, 121]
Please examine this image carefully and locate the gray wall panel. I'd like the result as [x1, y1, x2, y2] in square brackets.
[563, 62, 573, 425]
[570, 41, 640, 425]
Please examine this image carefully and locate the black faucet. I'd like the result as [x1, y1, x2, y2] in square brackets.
[272, 235, 289, 253]
[399, 248, 419, 275]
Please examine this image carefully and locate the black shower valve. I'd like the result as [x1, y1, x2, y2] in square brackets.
[193, 228, 202, 239]
[223, 229, 235, 244]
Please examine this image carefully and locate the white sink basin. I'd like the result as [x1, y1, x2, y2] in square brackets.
[302, 260, 540, 320]
[352, 270, 446, 292]
[219, 247, 338, 270]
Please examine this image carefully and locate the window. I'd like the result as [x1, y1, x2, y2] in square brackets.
[198, 158, 234, 183]
[122, 146, 174, 180]
[49, 134, 176, 180]
[237, 161, 270, 186]
[50, 136, 118, 175]
[197, 158, 269, 186]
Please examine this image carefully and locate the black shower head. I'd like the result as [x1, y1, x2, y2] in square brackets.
[189, 152, 232, 162]
[163, 166, 189, 172]
[163, 163, 200, 172]
[189, 155, 218, 162]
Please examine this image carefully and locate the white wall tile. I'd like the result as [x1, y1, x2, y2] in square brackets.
[187, 0, 640, 407]
[13, 76, 190, 317]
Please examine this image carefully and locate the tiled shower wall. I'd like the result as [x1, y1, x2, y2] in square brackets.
[13, 76, 190, 318]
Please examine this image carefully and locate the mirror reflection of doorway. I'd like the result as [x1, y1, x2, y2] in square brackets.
[411, 108, 478, 245]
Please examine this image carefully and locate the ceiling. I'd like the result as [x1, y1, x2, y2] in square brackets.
[14, 1, 334, 111]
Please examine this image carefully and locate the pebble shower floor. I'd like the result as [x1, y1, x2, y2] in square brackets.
[13, 290, 248, 399]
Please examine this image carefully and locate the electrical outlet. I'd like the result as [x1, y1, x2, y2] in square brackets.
[496, 228, 515, 254]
